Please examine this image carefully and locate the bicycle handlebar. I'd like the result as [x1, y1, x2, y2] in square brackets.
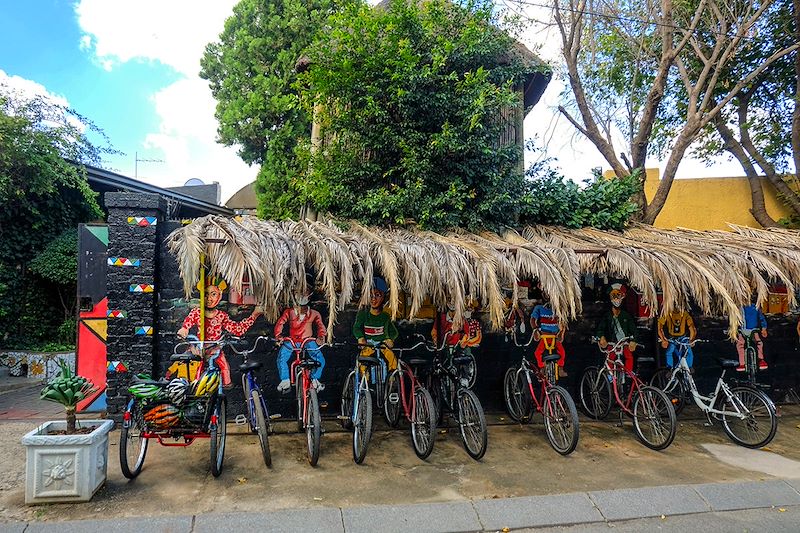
[592, 336, 635, 353]
[667, 337, 706, 347]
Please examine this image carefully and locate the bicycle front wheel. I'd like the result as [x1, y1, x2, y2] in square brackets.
[352, 389, 373, 464]
[295, 368, 304, 432]
[252, 390, 271, 468]
[340, 371, 355, 430]
[306, 388, 322, 466]
[457, 389, 488, 460]
[720, 386, 777, 448]
[120, 405, 148, 479]
[384, 370, 402, 428]
[650, 368, 688, 416]
[462, 351, 477, 389]
[503, 367, 532, 423]
[632, 386, 676, 451]
[242, 374, 255, 434]
[210, 397, 227, 477]
[411, 386, 436, 460]
[579, 366, 612, 420]
[543, 385, 580, 455]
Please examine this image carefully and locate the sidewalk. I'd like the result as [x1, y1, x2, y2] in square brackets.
[0, 479, 798, 532]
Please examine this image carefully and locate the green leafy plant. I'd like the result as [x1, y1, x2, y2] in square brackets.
[40, 360, 97, 434]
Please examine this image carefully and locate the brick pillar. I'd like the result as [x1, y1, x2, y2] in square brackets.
[104, 192, 165, 416]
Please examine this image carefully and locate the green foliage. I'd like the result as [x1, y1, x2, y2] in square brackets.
[520, 151, 641, 230]
[29, 229, 78, 283]
[200, 0, 344, 219]
[298, 0, 539, 230]
[0, 87, 110, 348]
[40, 360, 97, 432]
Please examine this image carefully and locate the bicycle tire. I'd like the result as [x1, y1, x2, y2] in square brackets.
[352, 389, 373, 464]
[384, 370, 402, 428]
[457, 388, 488, 460]
[252, 390, 272, 468]
[210, 396, 227, 477]
[242, 374, 255, 434]
[411, 386, 436, 460]
[119, 405, 148, 479]
[579, 366, 612, 420]
[632, 386, 676, 451]
[340, 371, 355, 430]
[543, 385, 580, 455]
[503, 367, 532, 423]
[461, 351, 477, 389]
[720, 386, 777, 448]
[306, 388, 322, 466]
[295, 367, 304, 432]
[650, 368, 689, 416]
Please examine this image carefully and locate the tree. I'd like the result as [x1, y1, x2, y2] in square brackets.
[200, 0, 344, 219]
[298, 0, 538, 230]
[0, 87, 107, 348]
[549, 0, 800, 224]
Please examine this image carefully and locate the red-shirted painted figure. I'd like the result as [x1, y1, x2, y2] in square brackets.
[274, 288, 327, 392]
[177, 276, 262, 388]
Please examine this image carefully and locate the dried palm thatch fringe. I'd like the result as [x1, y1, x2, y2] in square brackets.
[167, 216, 800, 339]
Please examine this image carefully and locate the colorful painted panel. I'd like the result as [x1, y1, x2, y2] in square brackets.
[130, 284, 154, 293]
[134, 326, 153, 336]
[107, 310, 127, 318]
[127, 216, 157, 226]
[107, 361, 128, 373]
[108, 257, 141, 267]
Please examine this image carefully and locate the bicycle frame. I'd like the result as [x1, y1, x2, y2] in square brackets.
[349, 341, 390, 423]
[596, 340, 643, 416]
[285, 337, 321, 428]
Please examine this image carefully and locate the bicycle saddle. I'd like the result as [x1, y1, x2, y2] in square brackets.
[543, 354, 560, 363]
[170, 353, 201, 362]
[718, 359, 739, 369]
[299, 359, 322, 368]
[239, 360, 262, 372]
[407, 358, 431, 366]
[357, 355, 382, 366]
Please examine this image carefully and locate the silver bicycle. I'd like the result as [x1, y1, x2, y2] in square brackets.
[650, 338, 777, 448]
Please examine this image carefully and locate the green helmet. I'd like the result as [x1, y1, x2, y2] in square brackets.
[128, 382, 164, 400]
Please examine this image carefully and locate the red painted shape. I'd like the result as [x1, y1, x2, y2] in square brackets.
[77, 297, 107, 412]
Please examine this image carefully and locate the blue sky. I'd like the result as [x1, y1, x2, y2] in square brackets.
[1, 0, 741, 204]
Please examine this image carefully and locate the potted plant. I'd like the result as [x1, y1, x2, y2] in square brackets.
[20, 360, 114, 504]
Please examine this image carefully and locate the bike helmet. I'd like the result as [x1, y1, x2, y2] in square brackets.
[143, 404, 181, 428]
[128, 382, 164, 400]
[193, 370, 221, 397]
[166, 378, 190, 405]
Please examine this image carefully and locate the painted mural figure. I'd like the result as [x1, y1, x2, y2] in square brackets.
[736, 302, 768, 371]
[274, 287, 327, 392]
[353, 277, 398, 371]
[176, 276, 262, 388]
[657, 309, 697, 369]
[502, 286, 526, 339]
[530, 283, 568, 377]
[595, 283, 637, 371]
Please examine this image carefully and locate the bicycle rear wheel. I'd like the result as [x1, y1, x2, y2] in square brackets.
[632, 386, 676, 451]
[252, 390, 271, 468]
[457, 389, 488, 460]
[720, 386, 777, 448]
[384, 370, 402, 428]
[503, 367, 532, 423]
[306, 388, 322, 466]
[411, 386, 436, 459]
[650, 368, 688, 415]
[579, 366, 612, 420]
[340, 371, 355, 430]
[461, 351, 477, 389]
[210, 397, 227, 477]
[352, 389, 373, 464]
[543, 385, 580, 455]
[120, 404, 148, 479]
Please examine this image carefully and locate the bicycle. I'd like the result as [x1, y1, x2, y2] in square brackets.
[120, 336, 228, 479]
[279, 337, 326, 466]
[579, 336, 677, 450]
[384, 340, 438, 459]
[503, 331, 579, 455]
[227, 336, 278, 468]
[737, 329, 768, 388]
[339, 340, 392, 464]
[650, 337, 777, 448]
[423, 335, 488, 460]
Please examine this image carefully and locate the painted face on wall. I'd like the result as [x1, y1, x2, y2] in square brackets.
[370, 289, 385, 309]
[205, 285, 222, 309]
[609, 289, 625, 308]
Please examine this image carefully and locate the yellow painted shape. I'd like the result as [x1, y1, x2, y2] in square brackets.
[82, 318, 108, 341]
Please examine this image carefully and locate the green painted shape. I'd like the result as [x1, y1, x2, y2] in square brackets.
[87, 225, 109, 246]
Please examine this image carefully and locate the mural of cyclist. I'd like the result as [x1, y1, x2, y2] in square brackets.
[595, 283, 637, 372]
[274, 286, 327, 392]
[176, 276, 262, 388]
[530, 282, 567, 376]
[353, 276, 399, 371]
[657, 308, 697, 370]
[736, 300, 768, 371]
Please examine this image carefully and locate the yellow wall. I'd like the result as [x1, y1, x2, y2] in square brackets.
[641, 169, 794, 230]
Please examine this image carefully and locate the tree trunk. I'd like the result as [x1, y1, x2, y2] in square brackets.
[794, 0, 800, 179]
[66, 407, 76, 434]
[643, 130, 696, 224]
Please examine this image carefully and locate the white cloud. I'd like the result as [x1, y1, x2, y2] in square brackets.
[0, 69, 71, 108]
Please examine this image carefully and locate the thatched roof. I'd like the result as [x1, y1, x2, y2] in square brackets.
[167, 216, 800, 339]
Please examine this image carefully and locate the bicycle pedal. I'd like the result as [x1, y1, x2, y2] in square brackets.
[234, 414, 248, 425]
[269, 414, 282, 420]
[336, 415, 350, 420]
[388, 393, 400, 403]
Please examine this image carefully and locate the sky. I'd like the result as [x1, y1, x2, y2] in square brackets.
[0, 0, 743, 204]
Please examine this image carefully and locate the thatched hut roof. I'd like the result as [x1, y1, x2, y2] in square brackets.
[167, 216, 800, 339]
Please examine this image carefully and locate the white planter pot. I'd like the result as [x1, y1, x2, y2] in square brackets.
[21, 419, 114, 504]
